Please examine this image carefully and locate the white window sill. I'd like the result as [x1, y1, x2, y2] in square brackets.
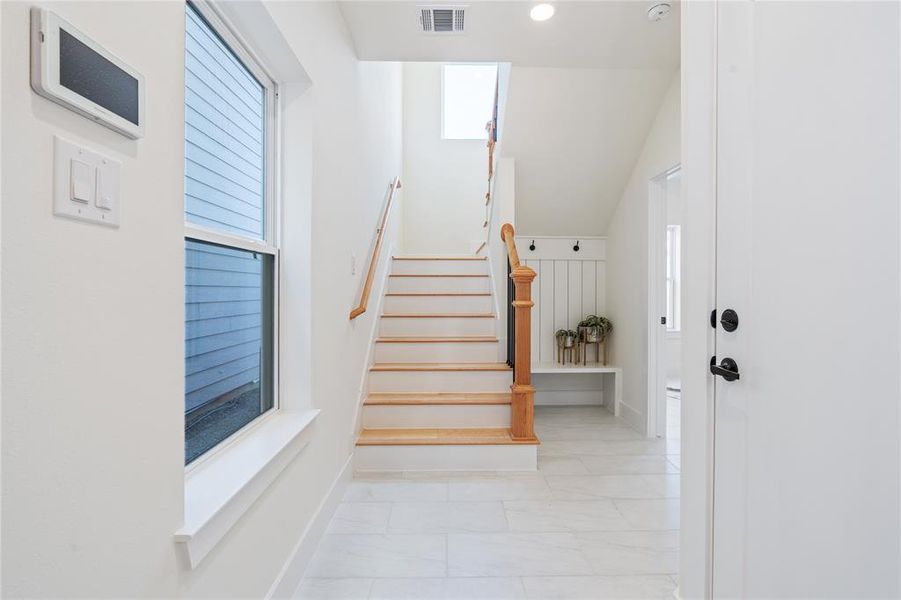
[174, 409, 319, 569]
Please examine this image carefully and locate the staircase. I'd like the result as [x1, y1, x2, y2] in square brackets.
[354, 255, 539, 472]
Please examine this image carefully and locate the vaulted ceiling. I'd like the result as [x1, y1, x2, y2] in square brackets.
[337, 1, 679, 69]
[337, 1, 680, 235]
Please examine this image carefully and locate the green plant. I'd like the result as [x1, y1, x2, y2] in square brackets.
[578, 315, 613, 335]
[555, 329, 578, 338]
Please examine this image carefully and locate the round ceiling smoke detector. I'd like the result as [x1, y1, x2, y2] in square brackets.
[647, 2, 671, 22]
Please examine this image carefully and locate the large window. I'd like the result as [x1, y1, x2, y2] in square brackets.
[665, 224, 681, 333]
[184, 2, 278, 465]
[441, 63, 498, 140]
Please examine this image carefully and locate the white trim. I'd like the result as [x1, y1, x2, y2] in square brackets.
[266, 455, 353, 599]
[648, 167, 679, 440]
[514, 236, 606, 261]
[184, 224, 277, 255]
[175, 410, 320, 569]
[183, 0, 283, 467]
[680, 1, 717, 596]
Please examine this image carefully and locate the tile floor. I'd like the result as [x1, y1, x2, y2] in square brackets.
[297, 406, 681, 599]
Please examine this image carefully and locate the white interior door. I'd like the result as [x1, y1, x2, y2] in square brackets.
[712, 2, 900, 597]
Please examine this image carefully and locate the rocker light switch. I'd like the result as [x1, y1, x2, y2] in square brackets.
[54, 137, 121, 227]
[69, 159, 94, 203]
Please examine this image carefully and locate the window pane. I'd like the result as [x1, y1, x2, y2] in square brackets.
[185, 239, 274, 464]
[442, 64, 497, 140]
[185, 4, 265, 239]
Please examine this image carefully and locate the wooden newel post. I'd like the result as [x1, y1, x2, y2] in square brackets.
[510, 265, 537, 442]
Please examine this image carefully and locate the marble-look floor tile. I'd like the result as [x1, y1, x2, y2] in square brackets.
[614, 499, 680, 530]
[579, 455, 680, 475]
[644, 474, 681, 498]
[343, 481, 447, 502]
[521, 575, 677, 599]
[535, 424, 645, 442]
[537, 456, 590, 475]
[539, 439, 667, 457]
[388, 501, 508, 533]
[369, 577, 527, 600]
[504, 500, 630, 532]
[544, 475, 665, 500]
[448, 476, 551, 501]
[402, 470, 502, 480]
[295, 578, 372, 599]
[326, 503, 391, 534]
[305, 534, 446, 578]
[448, 533, 594, 577]
[352, 471, 408, 481]
[575, 531, 679, 575]
[667, 455, 681, 470]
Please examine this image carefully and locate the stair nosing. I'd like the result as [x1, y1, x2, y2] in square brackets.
[375, 336, 498, 343]
[392, 256, 487, 261]
[380, 313, 495, 318]
[364, 392, 512, 406]
[356, 427, 539, 446]
[369, 362, 512, 372]
[388, 274, 489, 278]
[385, 293, 491, 297]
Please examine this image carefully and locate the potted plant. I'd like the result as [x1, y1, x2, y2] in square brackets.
[555, 329, 578, 349]
[578, 315, 613, 343]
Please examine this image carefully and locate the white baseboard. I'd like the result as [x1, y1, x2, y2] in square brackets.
[618, 401, 645, 434]
[266, 455, 353, 599]
[354, 444, 538, 472]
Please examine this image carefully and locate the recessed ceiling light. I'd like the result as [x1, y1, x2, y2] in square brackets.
[530, 3, 555, 22]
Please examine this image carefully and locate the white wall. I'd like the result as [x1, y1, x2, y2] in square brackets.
[401, 62, 485, 255]
[605, 71, 680, 432]
[0, 1, 403, 597]
[503, 67, 675, 237]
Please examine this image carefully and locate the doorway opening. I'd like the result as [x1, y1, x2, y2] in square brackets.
[648, 165, 682, 442]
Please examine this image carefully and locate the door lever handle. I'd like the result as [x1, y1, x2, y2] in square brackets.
[710, 356, 740, 382]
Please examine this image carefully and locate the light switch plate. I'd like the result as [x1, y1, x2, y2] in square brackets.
[54, 136, 120, 227]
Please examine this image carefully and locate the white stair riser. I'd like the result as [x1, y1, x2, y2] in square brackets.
[387, 276, 490, 294]
[362, 404, 511, 428]
[354, 444, 537, 471]
[374, 341, 499, 363]
[391, 260, 488, 275]
[383, 295, 493, 313]
[379, 317, 494, 337]
[369, 370, 512, 393]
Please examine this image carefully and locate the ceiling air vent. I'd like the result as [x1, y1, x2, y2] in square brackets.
[418, 6, 466, 34]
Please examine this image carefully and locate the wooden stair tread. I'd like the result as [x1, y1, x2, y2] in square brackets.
[385, 293, 490, 297]
[365, 392, 512, 406]
[389, 274, 489, 278]
[381, 313, 495, 318]
[357, 428, 538, 446]
[376, 336, 498, 343]
[370, 362, 511, 372]
[393, 256, 486, 261]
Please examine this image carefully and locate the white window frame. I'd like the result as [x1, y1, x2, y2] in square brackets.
[440, 63, 497, 140]
[184, 0, 282, 473]
[665, 224, 681, 334]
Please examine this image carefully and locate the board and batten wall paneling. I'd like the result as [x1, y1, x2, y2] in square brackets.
[518, 237, 607, 364]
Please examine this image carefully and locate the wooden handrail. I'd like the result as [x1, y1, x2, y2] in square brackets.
[349, 177, 402, 320]
[500, 223, 520, 268]
[500, 223, 537, 442]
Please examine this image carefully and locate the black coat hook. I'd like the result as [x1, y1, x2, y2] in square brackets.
[529, 240, 536, 251]
[573, 240, 580, 252]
